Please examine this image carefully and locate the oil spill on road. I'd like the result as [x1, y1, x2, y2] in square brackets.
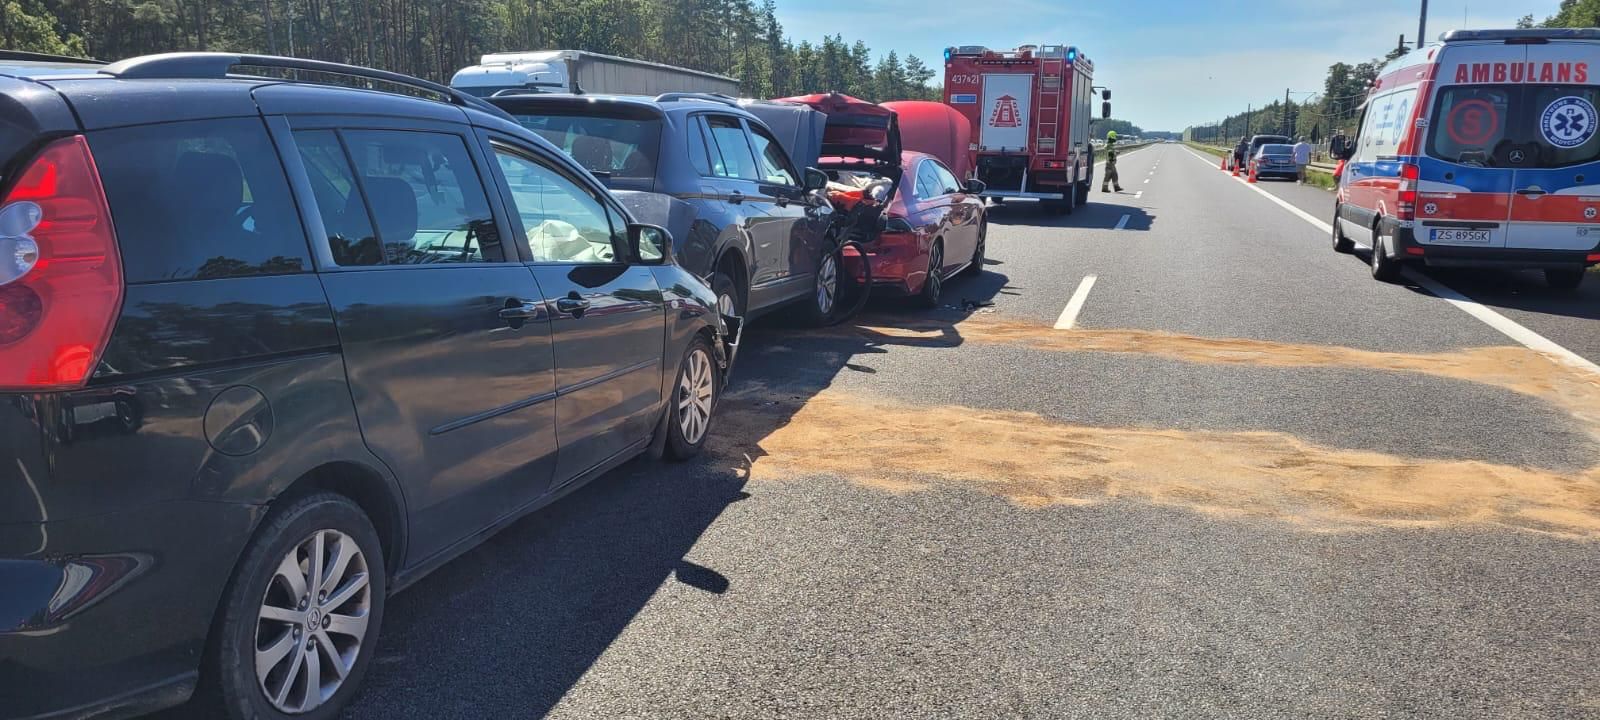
[712, 316, 1600, 536]
[847, 316, 1600, 444]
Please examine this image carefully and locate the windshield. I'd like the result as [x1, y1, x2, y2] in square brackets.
[507, 112, 662, 187]
[1427, 84, 1600, 168]
[1259, 144, 1293, 155]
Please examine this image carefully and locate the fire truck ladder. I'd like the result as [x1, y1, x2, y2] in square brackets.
[1036, 57, 1064, 158]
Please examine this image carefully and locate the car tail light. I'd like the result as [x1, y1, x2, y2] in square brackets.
[0, 135, 122, 391]
[1405, 246, 1426, 256]
[1396, 163, 1420, 219]
[1587, 253, 1600, 263]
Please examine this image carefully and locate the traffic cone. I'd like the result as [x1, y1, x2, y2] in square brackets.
[1231, 163, 1241, 177]
[1246, 162, 1258, 184]
[1219, 154, 1227, 170]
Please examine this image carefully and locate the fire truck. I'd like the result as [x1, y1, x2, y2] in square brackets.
[943, 44, 1110, 213]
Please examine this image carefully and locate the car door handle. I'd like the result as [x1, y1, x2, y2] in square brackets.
[1516, 187, 1547, 197]
[556, 296, 592, 316]
[498, 301, 543, 321]
[727, 191, 744, 205]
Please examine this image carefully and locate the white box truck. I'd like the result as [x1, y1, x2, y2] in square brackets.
[451, 50, 740, 97]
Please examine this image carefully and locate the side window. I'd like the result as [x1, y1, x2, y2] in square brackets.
[338, 130, 502, 265]
[293, 130, 378, 267]
[916, 161, 945, 198]
[493, 148, 620, 264]
[747, 124, 799, 185]
[932, 161, 962, 194]
[1354, 102, 1381, 163]
[704, 115, 760, 181]
[90, 118, 311, 282]
[686, 116, 714, 176]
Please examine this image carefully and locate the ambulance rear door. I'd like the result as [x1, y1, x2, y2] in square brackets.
[1505, 41, 1600, 251]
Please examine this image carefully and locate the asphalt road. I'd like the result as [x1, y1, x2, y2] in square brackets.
[162, 144, 1600, 719]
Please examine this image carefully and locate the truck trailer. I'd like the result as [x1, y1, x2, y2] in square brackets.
[943, 44, 1106, 213]
[451, 50, 740, 97]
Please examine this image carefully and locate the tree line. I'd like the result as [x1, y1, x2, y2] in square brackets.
[1, 0, 940, 102]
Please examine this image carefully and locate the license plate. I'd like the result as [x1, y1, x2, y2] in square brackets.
[1430, 228, 1491, 244]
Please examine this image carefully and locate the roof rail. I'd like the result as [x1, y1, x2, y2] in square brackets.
[490, 88, 545, 97]
[98, 52, 512, 120]
[0, 50, 107, 65]
[654, 91, 739, 107]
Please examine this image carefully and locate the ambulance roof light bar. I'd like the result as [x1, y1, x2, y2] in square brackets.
[1440, 28, 1600, 43]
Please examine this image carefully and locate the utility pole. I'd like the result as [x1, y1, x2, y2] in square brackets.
[1245, 104, 1251, 137]
[1418, 0, 1429, 49]
[1284, 88, 1292, 135]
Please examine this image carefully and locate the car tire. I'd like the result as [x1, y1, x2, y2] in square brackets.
[1331, 206, 1354, 253]
[801, 250, 840, 326]
[918, 242, 945, 309]
[1076, 178, 1090, 206]
[962, 221, 987, 277]
[1545, 268, 1585, 290]
[711, 271, 741, 321]
[196, 492, 386, 720]
[1371, 232, 1402, 282]
[666, 336, 719, 460]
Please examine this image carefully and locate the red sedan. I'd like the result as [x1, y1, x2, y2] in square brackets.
[777, 93, 987, 308]
[831, 151, 987, 307]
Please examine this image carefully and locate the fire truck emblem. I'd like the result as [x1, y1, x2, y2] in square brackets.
[989, 95, 1022, 128]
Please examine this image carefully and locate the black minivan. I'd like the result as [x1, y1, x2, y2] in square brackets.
[0, 52, 732, 720]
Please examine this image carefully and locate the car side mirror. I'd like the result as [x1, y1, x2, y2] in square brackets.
[628, 223, 672, 265]
[802, 167, 829, 191]
[1101, 101, 1111, 119]
[964, 178, 986, 195]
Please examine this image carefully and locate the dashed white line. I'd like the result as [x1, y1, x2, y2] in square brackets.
[1182, 146, 1600, 374]
[1055, 275, 1099, 329]
[1134, 190, 1144, 199]
[1114, 214, 1130, 229]
[1143, 178, 1151, 184]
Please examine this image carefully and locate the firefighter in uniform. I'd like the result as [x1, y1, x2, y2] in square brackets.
[1101, 131, 1123, 193]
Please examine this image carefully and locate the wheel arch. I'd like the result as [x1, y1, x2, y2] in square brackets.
[273, 461, 407, 577]
[714, 245, 750, 307]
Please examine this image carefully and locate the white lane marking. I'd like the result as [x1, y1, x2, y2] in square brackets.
[1182, 147, 1600, 374]
[1143, 178, 1151, 184]
[1402, 270, 1600, 374]
[1055, 275, 1099, 329]
[1114, 214, 1130, 229]
[1134, 191, 1144, 199]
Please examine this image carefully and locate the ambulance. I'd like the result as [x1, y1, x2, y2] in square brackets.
[1332, 28, 1600, 288]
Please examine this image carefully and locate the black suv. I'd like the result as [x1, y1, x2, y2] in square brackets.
[0, 51, 732, 720]
[483, 92, 838, 324]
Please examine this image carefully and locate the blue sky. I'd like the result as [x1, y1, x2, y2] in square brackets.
[774, 0, 1560, 131]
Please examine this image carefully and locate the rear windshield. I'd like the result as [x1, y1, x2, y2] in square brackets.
[1251, 136, 1289, 148]
[506, 111, 661, 189]
[1259, 144, 1293, 154]
[1427, 84, 1600, 168]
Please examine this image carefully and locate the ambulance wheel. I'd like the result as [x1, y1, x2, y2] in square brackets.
[1545, 268, 1585, 290]
[1331, 206, 1354, 253]
[1371, 232, 1402, 283]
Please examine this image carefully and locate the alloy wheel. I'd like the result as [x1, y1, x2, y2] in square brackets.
[816, 253, 838, 316]
[677, 347, 715, 445]
[255, 529, 372, 714]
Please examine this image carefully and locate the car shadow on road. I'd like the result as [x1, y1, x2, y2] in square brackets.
[1334, 251, 1600, 323]
[984, 201, 1156, 232]
[1413, 267, 1600, 322]
[150, 270, 1003, 720]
